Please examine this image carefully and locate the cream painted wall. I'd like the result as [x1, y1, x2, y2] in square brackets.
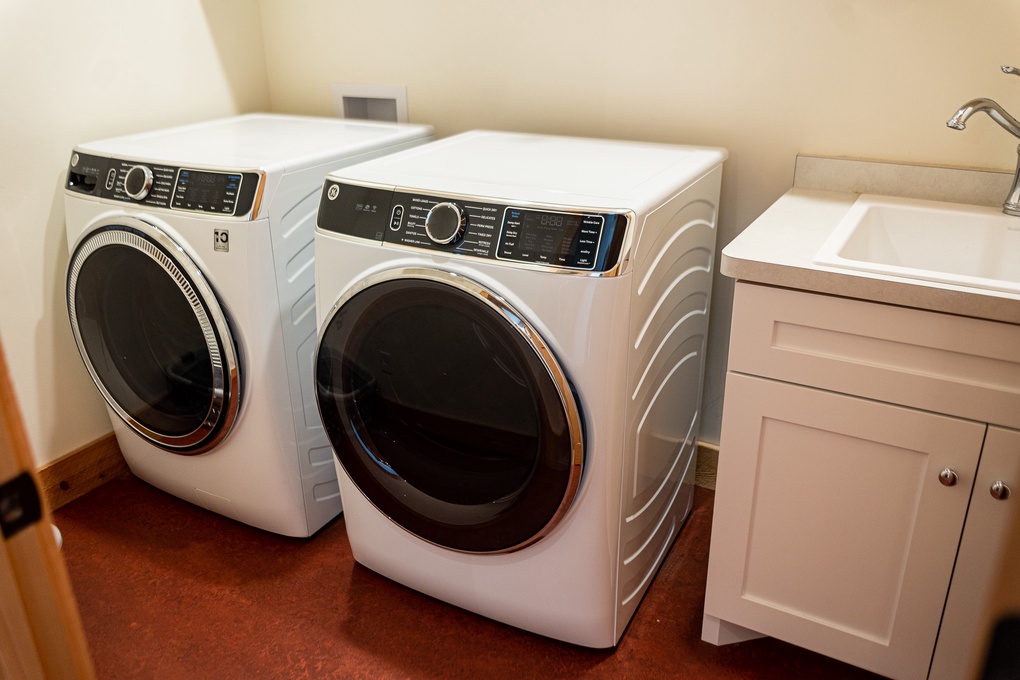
[3, 1, 1017, 469]
[259, 0, 1020, 444]
[0, 1, 270, 466]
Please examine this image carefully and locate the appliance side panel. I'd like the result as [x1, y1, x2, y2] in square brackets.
[267, 163, 347, 532]
[617, 167, 723, 634]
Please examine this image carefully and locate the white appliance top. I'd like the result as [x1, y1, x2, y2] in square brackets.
[329, 130, 727, 209]
[75, 114, 434, 173]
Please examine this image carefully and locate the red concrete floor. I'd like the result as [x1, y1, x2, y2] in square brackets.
[53, 474, 883, 679]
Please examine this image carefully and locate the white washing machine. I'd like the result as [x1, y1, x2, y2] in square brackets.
[63, 114, 433, 537]
[312, 130, 726, 646]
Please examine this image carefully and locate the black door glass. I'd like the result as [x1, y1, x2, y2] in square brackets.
[316, 277, 580, 553]
[74, 243, 215, 436]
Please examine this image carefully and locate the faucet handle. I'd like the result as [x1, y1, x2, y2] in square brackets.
[1003, 66, 1020, 78]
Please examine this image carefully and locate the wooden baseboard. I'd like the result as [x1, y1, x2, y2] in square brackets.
[37, 433, 128, 511]
[695, 441, 719, 490]
[698, 440, 720, 456]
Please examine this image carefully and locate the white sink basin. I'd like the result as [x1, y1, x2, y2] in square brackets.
[813, 194, 1020, 294]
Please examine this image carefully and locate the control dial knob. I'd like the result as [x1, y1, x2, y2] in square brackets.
[123, 164, 154, 200]
[425, 202, 467, 245]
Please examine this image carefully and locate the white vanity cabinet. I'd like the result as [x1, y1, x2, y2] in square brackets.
[703, 282, 1020, 680]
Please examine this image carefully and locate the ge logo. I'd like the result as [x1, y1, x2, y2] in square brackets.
[327, 184, 340, 201]
[213, 229, 229, 252]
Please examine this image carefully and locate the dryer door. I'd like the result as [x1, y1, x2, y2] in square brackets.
[66, 217, 241, 454]
[315, 268, 584, 554]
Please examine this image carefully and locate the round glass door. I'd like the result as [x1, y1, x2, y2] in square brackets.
[315, 268, 583, 553]
[66, 217, 241, 454]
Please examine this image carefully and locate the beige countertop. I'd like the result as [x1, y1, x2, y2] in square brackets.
[720, 158, 1020, 325]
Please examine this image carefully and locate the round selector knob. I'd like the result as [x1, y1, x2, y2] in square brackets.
[123, 164, 154, 200]
[424, 202, 467, 245]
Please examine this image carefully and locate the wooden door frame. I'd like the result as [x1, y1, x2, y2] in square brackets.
[0, 338, 95, 679]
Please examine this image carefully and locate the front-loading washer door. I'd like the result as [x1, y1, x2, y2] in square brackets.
[66, 217, 241, 454]
[315, 268, 584, 554]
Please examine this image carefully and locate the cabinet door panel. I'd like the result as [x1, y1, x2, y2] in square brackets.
[930, 425, 1020, 680]
[704, 373, 985, 680]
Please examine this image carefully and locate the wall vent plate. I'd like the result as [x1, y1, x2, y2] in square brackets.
[332, 84, 408, 123]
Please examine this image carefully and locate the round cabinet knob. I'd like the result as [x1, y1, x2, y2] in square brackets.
[990, 481, 1012, 500]
[938, 468, 959, 487]
[424, 202, 467, 245]
[123, 165, 154, 200]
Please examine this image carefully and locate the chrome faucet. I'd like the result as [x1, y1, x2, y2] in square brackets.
[947, 66, 1020, 216]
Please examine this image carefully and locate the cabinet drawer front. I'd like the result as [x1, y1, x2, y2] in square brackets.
[729, 283, 1020, 428]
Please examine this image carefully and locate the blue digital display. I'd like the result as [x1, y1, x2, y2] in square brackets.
[173, 170, 242, 215]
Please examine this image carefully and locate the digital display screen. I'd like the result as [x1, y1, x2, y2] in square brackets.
[521, 212, 582, 259]
[173, 170, 241, 215]
[499, 208, 603, 269]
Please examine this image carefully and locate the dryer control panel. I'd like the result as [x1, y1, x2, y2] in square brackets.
[317, 180, 629, 273]
[65, 152, 261, 219]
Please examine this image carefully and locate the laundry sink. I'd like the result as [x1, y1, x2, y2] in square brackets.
[813, 194, 1020, 294]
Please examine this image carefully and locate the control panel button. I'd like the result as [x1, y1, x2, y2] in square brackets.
[390, 204, 404, 231]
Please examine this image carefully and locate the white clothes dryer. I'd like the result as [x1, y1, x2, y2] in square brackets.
[64, 114, 433, 537]
[312, 131, 726, 645]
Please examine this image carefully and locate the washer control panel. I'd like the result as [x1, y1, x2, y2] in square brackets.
[66, 151, 260, 218]
[317, 180, 628, 273]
